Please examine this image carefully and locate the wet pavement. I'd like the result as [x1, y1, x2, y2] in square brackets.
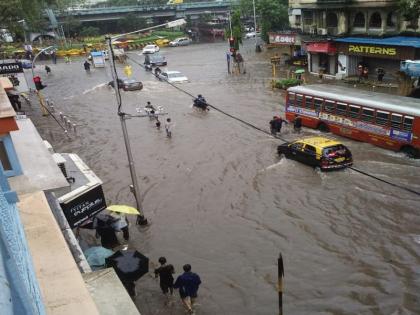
[27, 40, 420, 315]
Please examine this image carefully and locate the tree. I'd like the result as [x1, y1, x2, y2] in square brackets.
[0, 0, 83, 39]
[399, 0, 420, 22]
[79, 26, 100, 37]
[117, 13, 147, 32]
[240, 0, 289, 42]
[230, 9, 243, 50]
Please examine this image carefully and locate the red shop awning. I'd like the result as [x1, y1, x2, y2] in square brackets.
[306, 42, 336, 54]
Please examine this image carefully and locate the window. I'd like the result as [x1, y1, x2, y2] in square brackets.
[290, 142, 304, 151]
[361, 108, 374, 122]
[0, 135, 21, 177]
[304, 96, 313, 109]
[0, 141, 12, 171]
[303, 11, 313, 26]
[296, 94, 303, 107]
[314, 98, 323, 112]
[391, 113, 402, 129]
[324, 100, 336, 113]
[369, 12, 382, 28]
[288, 92, 295, 106]
[304, 145, 316, 156]
[336, 103, 348, 116]
[349, 105, 360, 118]
[376, 111, 389, 126]
[403, 116, 414, 131]
[295, 15, 301, 26]
[326, 13, 338, 28]
[354, 12, 365, 28]
[386, 12, 396, 27]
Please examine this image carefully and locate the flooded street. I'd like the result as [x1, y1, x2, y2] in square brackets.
[29, 40, 420, 314]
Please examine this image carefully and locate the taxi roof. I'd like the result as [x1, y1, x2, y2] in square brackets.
[296, 136, 342, 148]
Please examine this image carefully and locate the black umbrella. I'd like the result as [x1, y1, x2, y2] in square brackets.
[105, 250, 149, 282]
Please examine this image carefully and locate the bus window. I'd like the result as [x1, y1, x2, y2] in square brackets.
[324, 100, 336, 113]
[391, 114, 402, 129]
[296, 94, 303, 107]
[403, 116, 414, 131]
[314, 98, 323, 112]
[361, 108, 374, 122]
[349, 105, 360, 118]
[336, 103, 348, 116]
[287, 92, 295, 106]
[376, 111, 389, 126]
[304, 96, 313, 109]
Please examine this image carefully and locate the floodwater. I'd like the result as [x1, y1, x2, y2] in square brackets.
[28, 40, 420, 315]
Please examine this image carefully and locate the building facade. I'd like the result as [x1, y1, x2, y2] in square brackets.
[288, 0, 420, 80]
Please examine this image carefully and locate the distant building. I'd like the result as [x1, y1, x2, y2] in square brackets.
[288, 0, 420, 80]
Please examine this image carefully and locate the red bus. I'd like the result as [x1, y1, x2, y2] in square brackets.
[285, 84, 420, 158]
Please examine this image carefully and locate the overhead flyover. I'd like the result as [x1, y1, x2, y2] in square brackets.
[54, 1, 235, 23]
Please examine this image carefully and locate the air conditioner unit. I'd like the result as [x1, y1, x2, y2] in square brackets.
[318, 28, 327, 35]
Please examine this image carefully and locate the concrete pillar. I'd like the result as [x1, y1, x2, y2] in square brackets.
[381, 11, 387, 34]
[365, 11, 369, 33]
[338, 12, 348, 34]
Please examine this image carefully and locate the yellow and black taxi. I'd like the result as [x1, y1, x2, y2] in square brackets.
[277, 136, 353, 171]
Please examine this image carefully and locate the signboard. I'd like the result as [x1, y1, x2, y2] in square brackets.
[269, 33, 296, 45]
[0, 62, 29, 93]
[0, 63, 23, 74]
[336, 43, 415, 60]
[390, 129, 412, 142]
[60, 185, 107, 228]
[287, 105, 319, 118]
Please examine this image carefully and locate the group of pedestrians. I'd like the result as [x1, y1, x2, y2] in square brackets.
[145, 101, 172, 138]
[269, 115, 302, 135]
[154, 257, 201, 314]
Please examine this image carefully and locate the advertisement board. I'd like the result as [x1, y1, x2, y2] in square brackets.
[0, 62, 29, 93]
[60, 185, 107, 228]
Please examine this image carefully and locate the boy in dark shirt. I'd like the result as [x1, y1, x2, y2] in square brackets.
[154, 257, 175, 301]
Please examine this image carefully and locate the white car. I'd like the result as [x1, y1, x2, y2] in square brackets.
[245, 32, 256, 38]
[158, 70, 189, 83]
[169, 37, 191, 47]
[142, 44, 160, 54]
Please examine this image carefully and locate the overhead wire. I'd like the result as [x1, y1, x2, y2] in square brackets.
[125, 54, 420, 197]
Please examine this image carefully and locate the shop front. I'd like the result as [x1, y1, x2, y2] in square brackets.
[268, 32, 306, 66]
[334, 37, 419, 81]
[305, 41, 337, 77]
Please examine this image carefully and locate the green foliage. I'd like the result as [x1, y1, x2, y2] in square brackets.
[240, 0, 289, 42]
[117, 13, 147, 32]
[231, 9, 243, 50]
[275, 78, 300, 89]
[79, 26, 100, 37]
[399, 0, 420, 21]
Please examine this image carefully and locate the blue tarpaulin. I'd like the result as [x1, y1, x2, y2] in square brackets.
[400, 60, 420, 77]
[334, 36, 420, 48]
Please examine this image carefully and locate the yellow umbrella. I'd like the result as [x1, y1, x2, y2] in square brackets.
[107, 205, 140, 215]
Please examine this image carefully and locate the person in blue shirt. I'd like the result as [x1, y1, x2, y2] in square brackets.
[174, 264, 201, 314]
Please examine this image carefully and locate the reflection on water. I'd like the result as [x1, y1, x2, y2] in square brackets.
[29, 40, 420, 315]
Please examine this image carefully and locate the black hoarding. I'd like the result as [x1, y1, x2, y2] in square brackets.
[60, 185, 107, 229]
[0, 63, 23, 75]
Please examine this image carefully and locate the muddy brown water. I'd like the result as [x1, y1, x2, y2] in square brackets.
[27, 40, 420, 315]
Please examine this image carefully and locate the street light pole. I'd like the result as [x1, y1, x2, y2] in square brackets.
[252, 0, 258, 49]
[106, 18, 186, 226]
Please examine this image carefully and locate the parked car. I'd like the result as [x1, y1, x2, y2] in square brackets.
[157, 70, 188, 83]
[144, 53, 167, 67]
[20, 59, 33, 69]
[277, 136, 353, 171]
[142, 44, 160, 54]
[169, 37, 191, 47]
[108, 78, 143, 91]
